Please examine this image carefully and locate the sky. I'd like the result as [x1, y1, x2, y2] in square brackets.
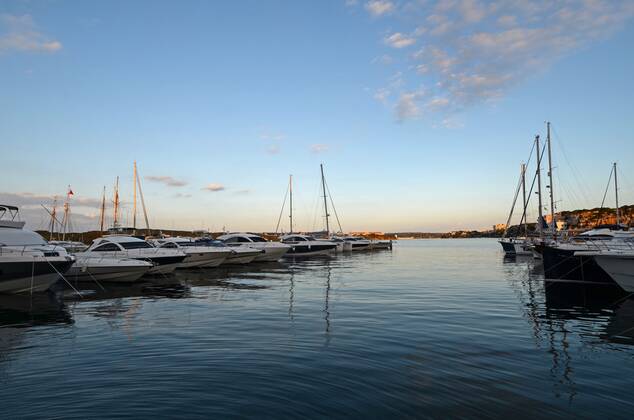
[1, 0, 633, 233]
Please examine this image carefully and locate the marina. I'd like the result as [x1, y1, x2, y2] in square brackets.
[2, 0, 633, 417]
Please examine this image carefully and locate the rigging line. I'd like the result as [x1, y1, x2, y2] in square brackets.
[599, 165, 614, 209]
[324, 178, 343, 233]
[275, 181, 290, 234]
[519, 143, 546, 235]
[552, 125, 592, 206]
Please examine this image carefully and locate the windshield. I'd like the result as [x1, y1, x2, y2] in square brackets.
[0, 228, 47, 246]
[120, 241, 153, 249]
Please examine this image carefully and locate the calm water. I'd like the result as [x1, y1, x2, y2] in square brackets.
[1, 239, 633, 418]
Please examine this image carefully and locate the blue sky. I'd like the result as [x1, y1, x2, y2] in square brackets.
[1, 0, 633, 232]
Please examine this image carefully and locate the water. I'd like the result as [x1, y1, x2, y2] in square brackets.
[1, 239, 633, 418]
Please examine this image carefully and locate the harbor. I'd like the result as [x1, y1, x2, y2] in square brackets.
[2, 0, 634, 417]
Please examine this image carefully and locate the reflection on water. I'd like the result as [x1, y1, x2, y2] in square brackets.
[1, 240, 633, 418]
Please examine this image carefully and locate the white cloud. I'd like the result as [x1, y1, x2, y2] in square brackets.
[384, 32, 416, 48]
[367, 0, 634, 120]
[365, 1, 395, 16]
[202, 183, 225, 192]
[310, 144, 329, 154]
[374, 87, 391, 103]
[146, 175, 187, 187]
[0, 14, 62, 53]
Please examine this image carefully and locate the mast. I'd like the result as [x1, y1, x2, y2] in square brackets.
[320, 163, 330, 235]
[535, 135, 544, 238]
[546, 121, 556, 238]
[113, 176, 120, 228]
[289, 174, 293, 233]
[62, 185, 72, 241]
[136, 163, 151, 234]
[521, 163, 527, 237]
[133, 161, 137, 232]
[49, 197, 58, 240]
[614, 162, 620, 225]
[99, 186, 106, 233]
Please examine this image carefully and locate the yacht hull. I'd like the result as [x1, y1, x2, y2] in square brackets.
[66, 264, 151, 283]
[253, 247, 290, 262]
[594, 255, 634, 292]
[284, 245, 336, 257]
[199, 252, 232, 268]
[0, 258, 73, 294]
[540, 245, 614, 284]
[179, 252, 230, 269]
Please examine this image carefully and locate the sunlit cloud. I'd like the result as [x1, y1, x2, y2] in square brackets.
[202, 183, 225, 192]
[384, 32, 415, 48]
[365, 1, 395, 17]
[366, 0, 634, 120]
[310, 144, 329, 154]
[0, 14, 62, 53]
[146, 175, 188, 187]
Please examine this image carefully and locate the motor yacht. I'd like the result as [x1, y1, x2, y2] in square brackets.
[216, 233, 291, 262]
[0, 205, 75, 293]
[66, 255, 153, 283]
[370, 239, 393, 250]
[280, 234, 337, 256]
[340, 236, 372, 251]
[192, 237, 262, 264]
[151, 237, 232, 268]
[83, 235, 186, 275]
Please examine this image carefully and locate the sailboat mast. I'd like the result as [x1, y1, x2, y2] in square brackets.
[133, 161, 137, 231]
[521, 163, 527, 237]
[320, 164, 330, 235]
[614, 162, 620, 225]
[49, 197, 57, 240]
[546, 122, 556, 238]
[135, 164, 151, 234]
[535, 135, 544, 238]
[113, 176, 120, 228]
[62, 185, 71, 241]
[289, 175, 293, 233]
[99, 186, 106, 233]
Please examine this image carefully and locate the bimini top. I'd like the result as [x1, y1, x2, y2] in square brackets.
[0, 205, 25, 229]
[216, 233, 268, 243]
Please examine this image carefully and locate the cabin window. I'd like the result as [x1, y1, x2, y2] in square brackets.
[93, 243, 121, 252]
[120, 241, 153, 249]
[223, 237, 239, 243]
[237, 237, 252, 243]
[160, 243, 178, 248]
[249, 237, 267, 243]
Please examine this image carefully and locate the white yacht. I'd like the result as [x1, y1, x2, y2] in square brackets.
[280, 234, 337, 256]
[66, 255, 153, 283]
[151, 237, 233, 268]
[0, 205, 75, 293]
[370, 239, 393, 250]
[48, 240, 89, 253]
[82, 235, 186, 275]
[192, 237, 263, 264]
[216, 233, 291, 262]
[342, 236, 372, 251]
[574, 248, 634, 292]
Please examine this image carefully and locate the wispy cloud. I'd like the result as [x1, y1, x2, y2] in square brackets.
[233, 189, 251, 195]
[0, 191, 101, 208]
[0, 14, 62, 53]
[365, 0, 634, 120]
[266, 144, 281, 155]
[310, 144, 329, 154]
[202, 183, 225, 192]
[384, 32, 415, 48]
[365, 1, 395, 17]
[173, 193, 192, 198]
[146, 175, 187, 187]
